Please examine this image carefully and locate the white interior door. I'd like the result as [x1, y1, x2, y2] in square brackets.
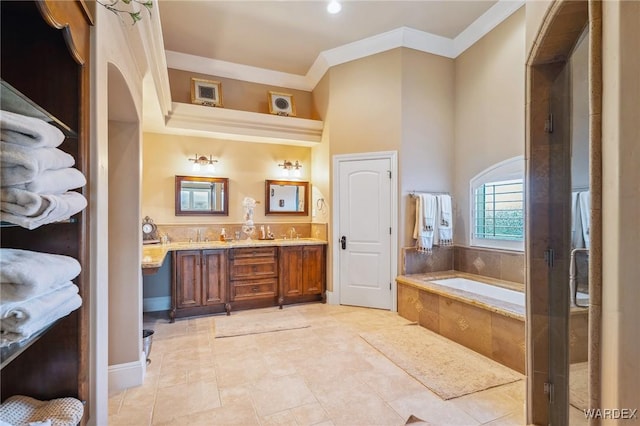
[338, 157, 392, 309]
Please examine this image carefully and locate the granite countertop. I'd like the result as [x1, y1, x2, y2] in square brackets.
[142, 238, 328, 269]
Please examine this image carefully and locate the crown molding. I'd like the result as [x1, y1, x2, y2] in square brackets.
[165, 0, 524, 92]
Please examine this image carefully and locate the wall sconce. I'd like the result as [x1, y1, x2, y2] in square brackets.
[279, 160, 302, 178]
[189, 154, 218, 173]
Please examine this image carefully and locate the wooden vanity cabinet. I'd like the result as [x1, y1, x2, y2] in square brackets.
[171, 249, 227, 321]
[228, 247, 278, 310]
[279, 245, 326, 306]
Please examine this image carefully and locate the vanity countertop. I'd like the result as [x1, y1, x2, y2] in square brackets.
[142, 238, 328, 270]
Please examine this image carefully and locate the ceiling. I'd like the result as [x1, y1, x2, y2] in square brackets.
[157, 1, 527, 90]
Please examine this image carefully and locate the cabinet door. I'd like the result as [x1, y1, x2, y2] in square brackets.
[202, 250, 227, 305]
[280, 246, 303, 297]
[303, 245, 325, 295]
[175, 250, 202, 308]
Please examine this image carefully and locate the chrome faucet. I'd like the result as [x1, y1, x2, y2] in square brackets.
[289, 227, 296, 239]
[196, 229, 202, 242]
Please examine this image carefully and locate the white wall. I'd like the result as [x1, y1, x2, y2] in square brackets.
[453, 8, 526, 247]
[91, 6, 149, 425]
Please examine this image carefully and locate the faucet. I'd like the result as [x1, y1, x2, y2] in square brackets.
[289, 227, 296, 239]
[196, 229, 201, 243]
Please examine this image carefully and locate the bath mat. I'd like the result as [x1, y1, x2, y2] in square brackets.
[214, 309, 310, 338]
[570, 362, 588, 411]
[360, 324, 523, 400]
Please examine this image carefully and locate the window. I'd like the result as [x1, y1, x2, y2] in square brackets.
[470, 156, 524, 251]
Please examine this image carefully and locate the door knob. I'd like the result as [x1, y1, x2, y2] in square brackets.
[340, 236, 347, 250]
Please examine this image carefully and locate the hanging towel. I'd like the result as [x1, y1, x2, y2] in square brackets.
[0, 143, 75, 186]
[0, 248, 81, 296]
[11, 168, 86, 195]
[0, 282, 81, 346]
[579, 191, 590, 248]
[437, 194, 453, 245]
[0, 190, 87, 230]
[0, 110, 65, 148]
[413, 194, 436, 253]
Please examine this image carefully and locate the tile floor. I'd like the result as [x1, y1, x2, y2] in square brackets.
[108, 304, 586, 425]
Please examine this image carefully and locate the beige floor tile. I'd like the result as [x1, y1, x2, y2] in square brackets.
[388, 390, 481, 426]
[290, 402, 330, 425]
[110, 305, 528, 426]
[450, 380, 526, 424]
[250, 374, 317, 417]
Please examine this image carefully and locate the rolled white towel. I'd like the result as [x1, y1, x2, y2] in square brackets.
[0, 248, 81, 294]
[11, 168, 86, 195]
[0, 142, 75, 186]
[0, 282, 81, 345]
[0, 191, 87, 230]
[0, 110, 65, 148]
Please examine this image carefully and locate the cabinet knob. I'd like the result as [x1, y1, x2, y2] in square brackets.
[251, 286, 259, 292]
[252, 265, 257, 272]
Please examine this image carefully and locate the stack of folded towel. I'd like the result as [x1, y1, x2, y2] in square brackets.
[413, 193, 454, 253]
[0, 110, 87, 229]
[0, 248, 82, 347]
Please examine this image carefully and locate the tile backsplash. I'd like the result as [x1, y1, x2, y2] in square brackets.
[156, 222, 325, 243]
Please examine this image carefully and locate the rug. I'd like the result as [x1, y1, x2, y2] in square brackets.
[360, 324, 523, 400]
[570, 362, 588, 411]
[214, 309, 310, 338]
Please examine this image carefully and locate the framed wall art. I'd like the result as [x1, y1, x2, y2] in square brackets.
[191, 78, 223, 107]
[268, 91, 296, 117]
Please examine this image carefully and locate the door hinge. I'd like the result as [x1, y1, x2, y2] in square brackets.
[389, 282, 392, 290]
[387, 170, 392, 179]
[389, 227, 392, 235]
[544, 248, 555, 268]
[545, 113, 554, 133]
[544, 382, 555, 403]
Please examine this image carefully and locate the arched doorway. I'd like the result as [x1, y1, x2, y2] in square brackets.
[525, 1, 602, 424]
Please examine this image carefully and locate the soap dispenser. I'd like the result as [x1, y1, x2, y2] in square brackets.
[219, 228, 226, 242]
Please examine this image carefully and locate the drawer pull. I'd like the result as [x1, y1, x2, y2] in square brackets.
[252, 265, 257, 272]
[252, 286, 259, 292]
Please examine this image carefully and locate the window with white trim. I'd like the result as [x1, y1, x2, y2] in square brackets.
[470, 156, 524, 251]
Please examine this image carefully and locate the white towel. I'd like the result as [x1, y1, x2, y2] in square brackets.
[0, 191, 87, 230]
[0, 248, 81, 294]
[1, 281, 72, 317]
[413, 194, 437, 253]
[571, 192, 584, 249]
[437, 194, 453, 245]
[579, 191, 590, 248]
[11, 168, 86, 195]
[1, 187, 50, 216]
[0, 110, 65, 148]
[0, 142, 75, 186]
[0, 282, 81, 346]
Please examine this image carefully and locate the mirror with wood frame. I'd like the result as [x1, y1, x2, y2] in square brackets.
[175, 175, 229, 216]
[265, 180, 309, 216]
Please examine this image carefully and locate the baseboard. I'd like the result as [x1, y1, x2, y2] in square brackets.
[108, 352, 146, 392]
[325, 291, 338, 305]
[143, 296, 170, 312]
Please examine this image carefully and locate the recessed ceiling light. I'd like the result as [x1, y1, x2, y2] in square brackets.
[327, 0, 342, 14]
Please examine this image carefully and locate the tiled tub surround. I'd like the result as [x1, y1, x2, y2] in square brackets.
[402, 246, 524, 284]
[397, 271, 588, 374]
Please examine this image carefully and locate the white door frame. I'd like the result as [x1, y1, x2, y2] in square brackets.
[330, 151, 398, 311]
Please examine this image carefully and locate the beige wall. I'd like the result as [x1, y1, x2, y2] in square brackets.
[142, 132, 312, 225]
[453, 7, 526, 246]
[571, 30, 590, 190]
[400, 49, 455, 248]
[168, 68, 316, 119]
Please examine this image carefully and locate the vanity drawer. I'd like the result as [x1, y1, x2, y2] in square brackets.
[230, 247, 277, 259]
[230, 257, 277, 279]
[231, 278, 277, 300]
